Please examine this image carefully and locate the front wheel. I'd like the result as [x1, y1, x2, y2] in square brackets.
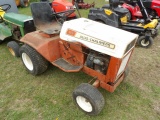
[19, 44, 48, 75]
[7, 41, 20, 57]
[73, 83, 105, 116]
[137, 36, 153, 48]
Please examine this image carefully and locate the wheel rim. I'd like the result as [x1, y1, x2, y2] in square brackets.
[76, 96, 93, 112]
[22, 53, 33, 71]
[8, 47, 15, 56]
[141, 39, 149, 47]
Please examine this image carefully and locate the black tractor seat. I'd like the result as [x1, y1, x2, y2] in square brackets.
[102, 4, 129, 17]
[108, 0, 129, 17]
[30, 2, 62, 34]
[113, 7, 129, 16]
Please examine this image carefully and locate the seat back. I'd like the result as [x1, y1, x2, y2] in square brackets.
[109, 0, 120, 8]
[30, 2, 61, 34]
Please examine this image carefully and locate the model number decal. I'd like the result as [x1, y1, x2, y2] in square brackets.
[66, 29, 115, 49]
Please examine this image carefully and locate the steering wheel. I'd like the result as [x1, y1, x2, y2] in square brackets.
[52, 9, 75, 24]
[0, 4, 11, 12]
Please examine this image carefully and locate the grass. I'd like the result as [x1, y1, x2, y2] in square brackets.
[0, 0, 160, 120]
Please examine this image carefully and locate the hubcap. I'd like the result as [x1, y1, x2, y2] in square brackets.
[141, 39, 149, 47]
[8, 47, 15, 56]
[76, 96, 92, 112]
[22, 53, 33, 71]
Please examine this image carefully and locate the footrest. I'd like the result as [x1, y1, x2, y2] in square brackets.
[52, 58, 83, 72]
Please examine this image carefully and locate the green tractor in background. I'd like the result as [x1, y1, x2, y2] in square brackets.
[0, 0, 35, 57]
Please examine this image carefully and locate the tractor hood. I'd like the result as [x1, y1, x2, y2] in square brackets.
[4, 13, 33, 27]
[60, 18, 138, 58]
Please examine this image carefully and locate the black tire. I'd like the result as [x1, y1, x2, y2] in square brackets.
[7, 41, 20, 57]
[20, 0, 30, 7]
[73, 83, 105, 116]
[137, 36, 153, 48]
[19, 44, 48, 75]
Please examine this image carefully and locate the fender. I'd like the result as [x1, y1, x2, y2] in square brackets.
[20, 31, 61, 62]
[0, 23, 12, 40]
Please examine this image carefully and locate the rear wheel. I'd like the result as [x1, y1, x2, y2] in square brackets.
[73, 83, 105, 115]
[137, 36, 153, 48]
[7, 41, 20, 57]
[20, 0, 30, 7]
[19, 44, 48, 75]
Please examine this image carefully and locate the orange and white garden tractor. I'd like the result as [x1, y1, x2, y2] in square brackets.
[19, 2, 138, 115]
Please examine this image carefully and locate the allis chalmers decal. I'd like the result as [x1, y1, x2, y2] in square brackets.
[66, 29, 115, 49]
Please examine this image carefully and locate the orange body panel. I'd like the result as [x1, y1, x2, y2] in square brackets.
[82, 66, 106, 81]
[105, 57, 121, 83]
[21, 31, 134, 93]
[100, 74, 124, 93]
[21, 31, 61, 62]
[59, 40, 84, 66]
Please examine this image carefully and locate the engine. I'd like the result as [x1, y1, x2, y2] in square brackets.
[86, 50, 110, 74]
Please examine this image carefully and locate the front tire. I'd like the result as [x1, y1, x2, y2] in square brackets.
[7, 41, 20, 57]
[73, 83, 105, 116]
[19, 44, 48, 75]
[137, 36, 153, 48]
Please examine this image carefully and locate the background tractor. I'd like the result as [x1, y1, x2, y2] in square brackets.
[18, 2, 138, 115]
[72, 0, 95, 9]
[119, 0, 160, 20]
[0, 0, 35, 57]
[89, 0, 160, 48]
[40, 0, 77, 20]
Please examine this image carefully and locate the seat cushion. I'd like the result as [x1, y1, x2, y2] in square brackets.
[113, 7, 129, 16]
